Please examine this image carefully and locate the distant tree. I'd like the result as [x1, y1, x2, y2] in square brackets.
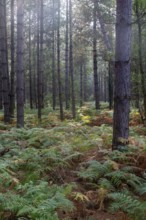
[96, 0, 114, 109]
[112, 0, 132, 149]
[80, 63, 83, 107]
[29, 5, 33, 109]
[52, 0, 56, 110]
[37, 0, 44, 122]
[57, 0, 64, 120]
[16, 0, 24, 127]
[10, 0, 15, 117]
[134, 0, 146, 118]
[0, 0, 10, 123]
[65, 0, 70, 110]
[69, 0, 76, 118]
[93, 0, 100, 110]
[83, 63, 87, 102]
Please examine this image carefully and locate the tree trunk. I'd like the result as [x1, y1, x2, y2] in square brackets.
[37, 0, 43, 122]
[112, 0, 132, 150]
[83, 63, 87, 102]
[29, 7, 33, 109]
[16, 0, 24, 127]
[93, 0, 100, 110]
[52, 0, 56, 110]
[108, 61, 113, 109]
[10, 0, 15, 117]
[135, 0, 146, 119]
[0, 0, 10, 123]
[80, 64, 83, 107]
[69, 0, 76, 118]
[57, 0, 64, 120]
[96, 0, 113, 109]
[65, 0, 70, 110]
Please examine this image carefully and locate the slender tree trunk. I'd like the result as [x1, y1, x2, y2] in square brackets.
[80, 64, 83, 106]
[52, 0, 56, 110]
[96, 1, 112, 52]
[10, 0, 15, 117]
[108, 61, 113, 109]
[96, 0, 113, 109]
[69, 0, 76, 118]
[29, 7, 33, 109]
[33, 38, 37, 108]
[83, 63, 87, 102]
[0, 0, 10, 123]
[112, 0, 132, 149]
[16, 0, 24, 127]
[65, 0, 70, 109]
[37, 0, 43, 122]
[4, 2, 9, 80]
[93, 0, 100, 110]
[135, 1, 146, 119]
[57, 0, 64, 120]
[39, 0, 44, 113]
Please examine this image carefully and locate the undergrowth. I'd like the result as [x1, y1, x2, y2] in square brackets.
[0, 105, 146, 219]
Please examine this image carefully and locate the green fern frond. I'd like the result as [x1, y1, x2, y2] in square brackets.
[136, 183, 146, 195]
[78, 160, 113, 181]
[108, 192, 146, 220]
[98, 178, 115, 191]
[105, 170, 127, 187]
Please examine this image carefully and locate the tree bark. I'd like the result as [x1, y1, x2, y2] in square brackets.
[57, 0, 64, 120]
[65, 0, 70, 110]
[80, 64, 83, 107]
[37, 0, 44, 122]
[0, 0, 10, 123]
[10, 0, 15, 117]
[135, 0, 146, 119]
[112, 0, 132, 149]
[69, 0, 76, 118]
[108, 61, 114, 109]
[93, 0, 100, 110]
[83, 63, 87, 102]
[29, 7, 33, 109]
[16, 0, 24, 127]
[52, 0, 56, 110]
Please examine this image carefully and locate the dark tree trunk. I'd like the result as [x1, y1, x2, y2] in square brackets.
[57, 0, 64, 120]
[39, 0, 44, 113]
[37, 0, 40, 119]
[112, 0, 132, 149]
[52, 0, 56, 110]
[69, 0, 76, 118]
[0, 0, 10, 123]
[80, 64, 83, 107]
[37, 0, 43, 122]
[4, 2, 9, 80]
[10, 0, 15, 117]
[135, 1, 146, 119]
[16, 0, 24, 127]
[65, 0, 70, 110]
[108, 61, 113, 109]
[33, 39, 38, 109]
[83, 63, 87, 102]
[29, 7, 33, 109]
[93, 0, 100, 110]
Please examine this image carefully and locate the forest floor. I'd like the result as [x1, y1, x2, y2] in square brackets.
[0, 102, 146, 220]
